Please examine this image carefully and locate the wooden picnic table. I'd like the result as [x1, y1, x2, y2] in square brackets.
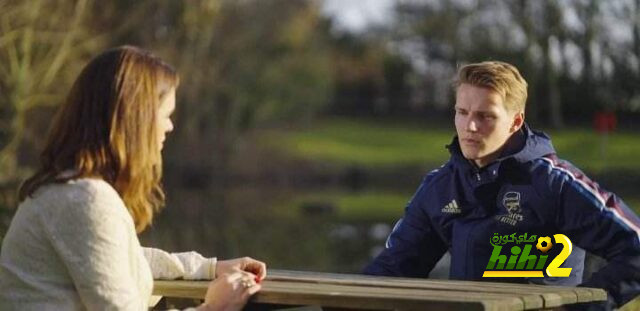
[152, 269, 607, 310]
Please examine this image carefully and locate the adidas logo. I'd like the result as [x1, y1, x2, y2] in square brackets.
[442, 199, 462, 214]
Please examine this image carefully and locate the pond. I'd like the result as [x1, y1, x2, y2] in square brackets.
[139, 167, 640, 278]
[140, 185, 399, 273]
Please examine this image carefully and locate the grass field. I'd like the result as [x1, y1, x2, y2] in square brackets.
[263, 118, 453, 168]
[280, 190, 411, 222]
[262, 118, 640, 220]
[280, 190, 640, 223]
[263, 118, 640, 173]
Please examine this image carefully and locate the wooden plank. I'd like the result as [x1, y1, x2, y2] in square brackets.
[258, 282, 517, 311]
[571, 287, 607, 303]
[153, 281, 206, 299]
[263, 281, 524, 310]
[268, 278, 540, 310]
[266, 270, 577, 309]
[152, 269, 607, 310]
[266, 269, 606, 306]
[586, 288, 608, 301]
[572, 288, 593, 302]
[153, 280, 523, 311]
[407, 279, 595, 307]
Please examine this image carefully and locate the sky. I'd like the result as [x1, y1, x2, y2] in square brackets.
[320, 0, 395, 33]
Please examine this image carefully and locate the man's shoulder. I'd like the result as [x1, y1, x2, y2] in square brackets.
[525, 154, 601, 199]
[421, 160, 454, 186]
[406, 161, 454, 203]
[528, 154, 587, 179]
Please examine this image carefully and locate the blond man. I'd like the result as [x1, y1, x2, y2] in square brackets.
[364, 61, 640, 310]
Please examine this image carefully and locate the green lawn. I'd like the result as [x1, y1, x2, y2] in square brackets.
[282, 190, 412, 222]
[263, 118, 640, 173]
[263, 118, 453, 168]
[262, 118, 640, 220]
[547, 129, 640, 173]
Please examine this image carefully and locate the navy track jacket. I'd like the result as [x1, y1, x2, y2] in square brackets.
[364, 124, 640, 309]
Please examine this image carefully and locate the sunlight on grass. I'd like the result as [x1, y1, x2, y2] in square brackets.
[264, 118, 453, 168]
[263, 118, 640, 216]
[547, 129, 640, 173]
[264, 118, 640, 173]
[283, 190, 412, 222]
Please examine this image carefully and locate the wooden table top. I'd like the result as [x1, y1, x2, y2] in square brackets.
[152, 269, 607, 311]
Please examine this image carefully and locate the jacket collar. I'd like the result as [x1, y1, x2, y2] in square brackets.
[446, 123, 556, 176]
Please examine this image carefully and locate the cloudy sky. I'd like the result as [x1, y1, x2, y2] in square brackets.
[320, 0, 395, 32]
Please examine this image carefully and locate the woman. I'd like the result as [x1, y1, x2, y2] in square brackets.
[0, 46, 266, 310]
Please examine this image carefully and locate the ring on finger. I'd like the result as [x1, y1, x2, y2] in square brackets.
[240, 280, 253, 289]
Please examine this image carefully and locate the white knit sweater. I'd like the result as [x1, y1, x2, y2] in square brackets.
[0, 178, 216, 310]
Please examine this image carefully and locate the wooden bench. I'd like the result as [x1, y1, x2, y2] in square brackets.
[152, 269, 607, 310]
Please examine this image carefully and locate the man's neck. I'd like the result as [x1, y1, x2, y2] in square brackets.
[472, 130, 525, 169]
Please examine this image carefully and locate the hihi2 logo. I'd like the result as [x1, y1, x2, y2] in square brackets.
[482, 233, 573, 278]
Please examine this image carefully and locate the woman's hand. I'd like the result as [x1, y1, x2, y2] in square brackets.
[216, 257, 267, 282]
[197, 270, 261, 311]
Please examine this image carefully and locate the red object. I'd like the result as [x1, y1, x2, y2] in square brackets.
[255, 276, 261, 284]
[594, 111, 617, 133]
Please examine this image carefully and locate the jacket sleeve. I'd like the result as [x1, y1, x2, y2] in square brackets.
[363, 174, 448, 277]
[549, 159, 640, 309]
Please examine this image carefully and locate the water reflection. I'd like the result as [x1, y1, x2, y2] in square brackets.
[139, 172, 640, 276]
[140, 186, 389, 273]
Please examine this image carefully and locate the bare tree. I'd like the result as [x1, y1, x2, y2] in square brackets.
[0, 0, 109, 209]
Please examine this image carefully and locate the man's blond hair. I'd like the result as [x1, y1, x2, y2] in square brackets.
[454, 61, 528, 113]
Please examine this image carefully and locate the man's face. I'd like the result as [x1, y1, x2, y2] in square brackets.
[454, 83, 523, 168]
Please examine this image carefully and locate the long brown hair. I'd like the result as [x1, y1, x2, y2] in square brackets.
[19, 46, 179, 233]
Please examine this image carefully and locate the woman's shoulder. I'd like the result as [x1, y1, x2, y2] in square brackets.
[30, 178, 128, 219]
[66, 178, 120, 198]
[33, 177, 117, 201]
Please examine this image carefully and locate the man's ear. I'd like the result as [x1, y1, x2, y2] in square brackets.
[510, 111, 524, 133]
